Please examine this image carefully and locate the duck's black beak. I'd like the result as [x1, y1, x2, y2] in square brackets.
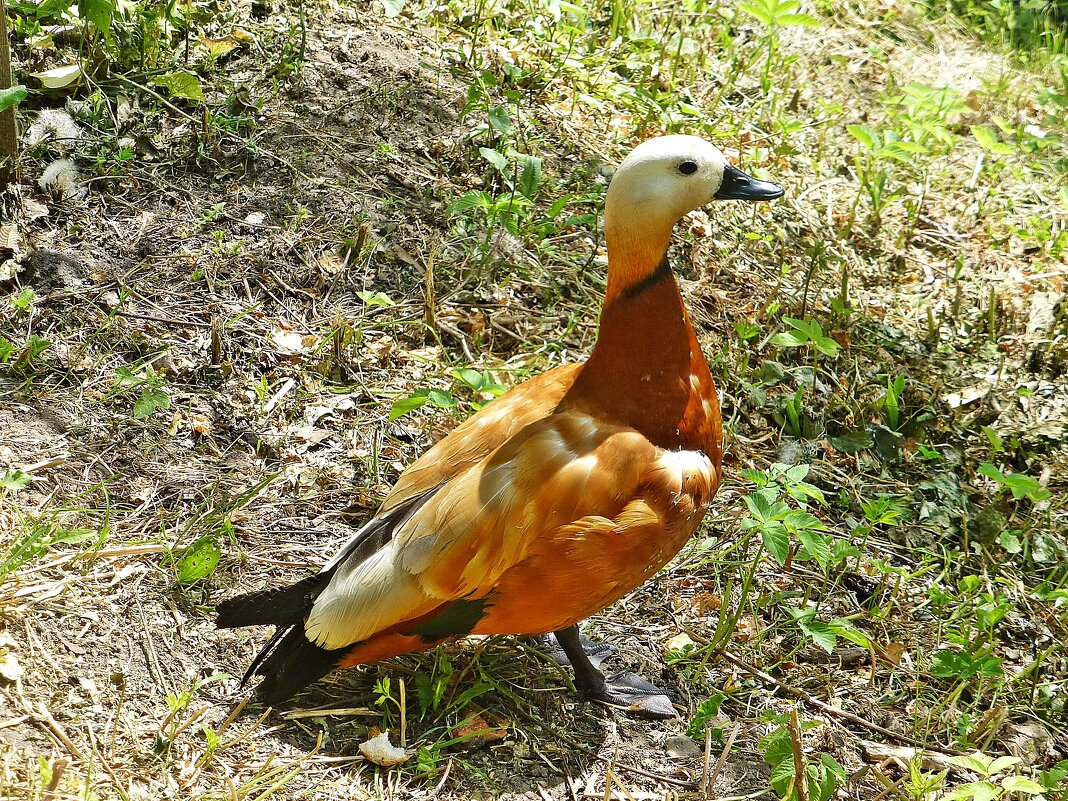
[714, 163, 784, 201]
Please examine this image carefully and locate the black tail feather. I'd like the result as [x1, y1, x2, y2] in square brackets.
[250, 625, 346, 706]
[214, 489, 446, 703]
[215, 575, 323, 629]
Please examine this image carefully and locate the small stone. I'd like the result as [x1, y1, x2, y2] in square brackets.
[665, 734, 702, 759]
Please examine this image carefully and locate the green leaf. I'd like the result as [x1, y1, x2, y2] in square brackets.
[812, 336, 840, 357]
[801, 618, 837, 653]
[776, 12, 820, 26]
[1000, 776, 1044, 794]
[453, 368, 485, 389]
[517, 154, 543, 199]
[0, 527, 49, 577]
[847, 124, 879, 152]
[796, 529, 831, 567]
[426, 388, 458, 408]
[0, 470, 32, 491]
[389, 391, 429, 421]
[355, 290, 395, 307]
[153, 71, 206, 103]
[0, 86, 27, 114]
[487, 106, 512, 134]
[25, 335, 51, 360]
[770, 330, 808, 348]
[828, 619, 870, 647]
[686, 693, 725, 739]
[380, 0, 405, 17]
[828, 430, 873, 454]
[986, 755, 1023, 776]
[768, 756, 796, 794]
[449, 190, 492, 215]
[762, 522, 790, 565]
[978, 462, 1005, 482]
[784, 510, 825, 532]
[37, 0, 74, 16]
[79, 0, 116, 36]
[133, 386, 170, 419]
[930, 649, 971, 678]
[744, 490, 790, 524]
[175, 536, 221, 584]
[944, 782, 998, 801]
[738, 2, 774, 25]
[783, 316, 821, 339]
[114, 365, 143, 389]
[948, 752, 997, 775]
[50, 526, 95, 545]
[971, 125, 1015, 155]
[978, 463, 1051, 501]
[479, 147, 509, 173]
[545, 194, 570, 220]
[1000, 473, 1050, 501]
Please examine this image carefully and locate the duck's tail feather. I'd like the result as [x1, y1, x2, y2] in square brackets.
[246, 625, 347, 706]
[214, 487, 447, 703]
[215, 575, 323, 629]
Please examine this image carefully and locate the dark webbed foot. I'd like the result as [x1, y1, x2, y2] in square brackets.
[591, 671, 676, 719]
[532, 632, 617, 669]
[551, 625, 677, 720]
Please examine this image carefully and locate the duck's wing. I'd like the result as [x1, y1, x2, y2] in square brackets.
[303, 409, 716, 650]
[216, 363, 581, 641]
[380, 362, 582, 511]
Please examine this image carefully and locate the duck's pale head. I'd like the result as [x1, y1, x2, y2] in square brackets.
[604, 135, 783, 266]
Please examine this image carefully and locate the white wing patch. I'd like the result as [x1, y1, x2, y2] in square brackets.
[305, 544, 430, 649]
[655, 448, 714, 495]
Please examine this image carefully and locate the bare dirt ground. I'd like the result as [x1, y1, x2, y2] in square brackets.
[1, 0, 1066, 799]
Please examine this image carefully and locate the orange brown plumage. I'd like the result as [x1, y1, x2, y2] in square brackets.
[215, 135, 783, 716]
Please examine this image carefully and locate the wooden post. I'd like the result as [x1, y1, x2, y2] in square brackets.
[0, 0, 17, 187]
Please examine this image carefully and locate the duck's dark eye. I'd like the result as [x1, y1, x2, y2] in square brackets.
[679, 160, 698, 175]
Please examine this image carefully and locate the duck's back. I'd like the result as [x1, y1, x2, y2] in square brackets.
[382, 361, 584, 511]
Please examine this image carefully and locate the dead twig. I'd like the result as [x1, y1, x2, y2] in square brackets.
[788, 707, 809, 801]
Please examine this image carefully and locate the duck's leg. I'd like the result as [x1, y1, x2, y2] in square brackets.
[553, 624, 676, 719]
[532, 630, 616, 669]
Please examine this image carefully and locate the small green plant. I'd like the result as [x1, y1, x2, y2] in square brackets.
[739, 463, 830, 567]
[738, 0, 820, 91]
[0, 469, 31, 492]
[112, 364, 171, 420]
[786, 605, 870, 653]
[846, 124, 926, 232]
[759, 710, 847, 801]
[174, 533, 223, 585]
[157, 674, 229, 755]
[782, 384, 805, 438]
[890, 82, 969, 150]
[977, 464, 1051, 502]
[11, 288, 34, 315]
[450, 145, 567, 256]
[372, 674, 400, 725]
[943, 751, 1045, 800]
[0, 519, 98, 579]
[5, 334, 51, 371]
[390, 368, 507, 421]
[771, 317, 840, 359]
[686, 693, 726, 740]
[881, 374, 905, 431]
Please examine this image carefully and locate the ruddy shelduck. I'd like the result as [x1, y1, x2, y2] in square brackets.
[216, 135, 783, 717]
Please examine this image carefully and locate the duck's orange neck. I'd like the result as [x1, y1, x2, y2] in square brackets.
[564, 229, 722, 461]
